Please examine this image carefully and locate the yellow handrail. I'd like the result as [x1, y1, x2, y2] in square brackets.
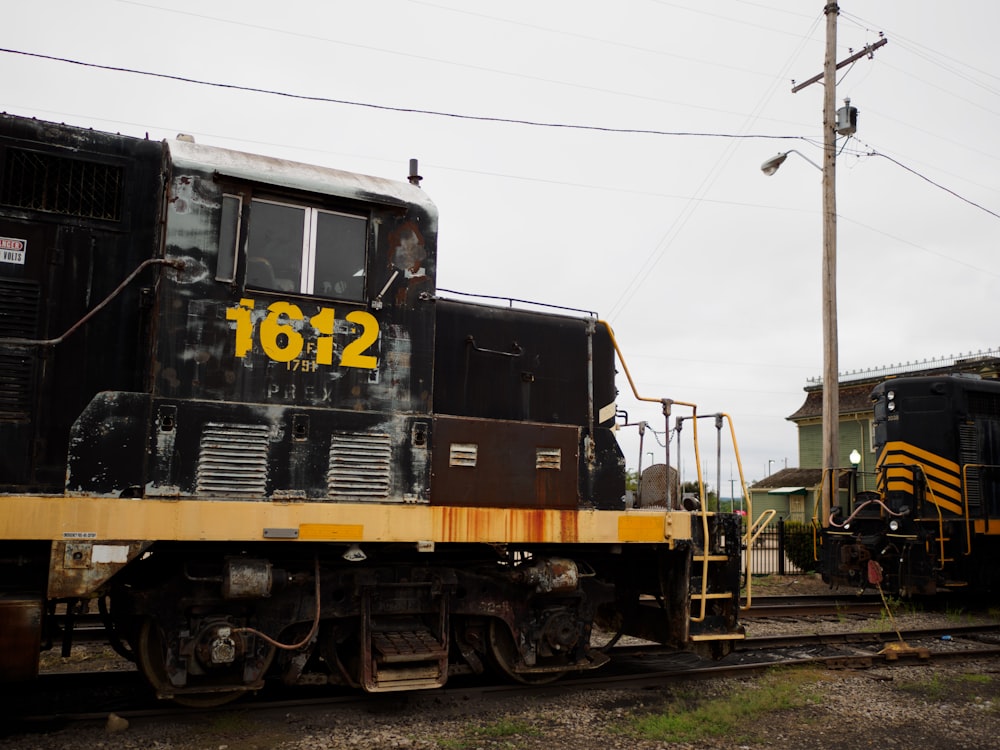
[898, 462, 947, 569]
[601, 321, 750, 624]
[688, 411, 751, 622]
[961, 463, 1000, 553]
[742, 509, 776, 610]
[600, 320, 695, 411]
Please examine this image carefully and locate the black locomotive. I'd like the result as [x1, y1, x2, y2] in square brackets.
[823, 374, 1000, 596]
[0, 113, 744, 704]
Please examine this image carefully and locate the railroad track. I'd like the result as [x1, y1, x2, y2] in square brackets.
[741, 594, 886, 618]
[15, 620, 1000, 729]
[48, 594, 888, 649]
[739, 622, 1000, 651]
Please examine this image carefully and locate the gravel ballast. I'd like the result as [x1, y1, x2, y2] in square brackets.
[4, 575, 999, 750]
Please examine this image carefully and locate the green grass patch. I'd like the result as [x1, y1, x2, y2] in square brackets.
[626, 667, 822, 743]
[961, 673, 992, 685]
[470, 717, 542, 738]
[898, 671, 998, 703]
[435, 739, 469, 750]
[942, 604, 988, 624]
[437, 716, 545, 747]
[898, 673, 951, 700]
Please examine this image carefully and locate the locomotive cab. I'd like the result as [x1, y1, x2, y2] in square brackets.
[65, 136, 440, 504]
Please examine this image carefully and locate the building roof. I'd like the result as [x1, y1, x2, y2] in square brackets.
[786, 382, 873, 421]
[752, 467, 821, 489]
[751, 466, 852, 490]
[787, 353, 1000, 422]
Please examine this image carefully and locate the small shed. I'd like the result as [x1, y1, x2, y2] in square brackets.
[750, 468, 821, 524]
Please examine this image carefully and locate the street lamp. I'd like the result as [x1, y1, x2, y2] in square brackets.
[849, 448, 861, 501]
[760, 142, 840, 526]
[760, 149, 822, 175]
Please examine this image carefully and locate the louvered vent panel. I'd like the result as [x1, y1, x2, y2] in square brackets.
[0, 278, 40, 418]
[536, 447, 562, 470]
[958, 423, 978, 463]
[449, 443, 478, 467]
[195, 422, 269, 496]
[328, 432, 391, 498]
[1, 148, 124, 221]
[959, 423, 981, 511]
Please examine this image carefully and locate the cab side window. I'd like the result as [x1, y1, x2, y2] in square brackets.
[245, 197, 367, 301]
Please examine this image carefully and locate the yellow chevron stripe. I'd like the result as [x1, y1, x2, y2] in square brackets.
[924, 495, 963, 516]
[879, 440, 960, 474]
[879, 440, 964, 513]
[884, 469, 961, 503]
[885, 466, 916, 481]
[884, 480, 962, 514]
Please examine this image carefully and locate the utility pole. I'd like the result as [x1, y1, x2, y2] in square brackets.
[787, 6, 886, 528]
[790, 7, 887, 526]
[820, 2, 839, 531]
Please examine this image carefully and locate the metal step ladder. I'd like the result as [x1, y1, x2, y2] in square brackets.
[688, 512, 745, 647]
[359, 584, 450, 692]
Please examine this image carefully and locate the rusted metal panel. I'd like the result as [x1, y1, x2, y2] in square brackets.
[0, 596, 42, 681]
[47, 540, 150, 598]
[431, 416, 579, 509]
[432, 300, 625, 509]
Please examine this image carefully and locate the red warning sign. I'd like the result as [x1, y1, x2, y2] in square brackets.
[0, 236, 26, 265]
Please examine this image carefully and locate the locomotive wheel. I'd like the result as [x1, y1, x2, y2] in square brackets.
[136, 619, 245, 708]
[487, 619, 566, 685]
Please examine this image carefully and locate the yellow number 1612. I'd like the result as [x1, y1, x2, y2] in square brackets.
[226, 298, 379, 370]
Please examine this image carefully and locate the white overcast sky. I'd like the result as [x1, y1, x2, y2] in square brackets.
[4, 1, 998, 491]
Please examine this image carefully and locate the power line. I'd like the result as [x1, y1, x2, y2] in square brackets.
[3, 42, 994, 227]
[111, 0, 816, 131]
[0, 47, 798, 141]
[839, 213, 1000, 278]
[866, 149, 1000, 221]
[841, 11, 1000, 93]
[876, 58, 1000, 119]
[650, 0, 817, 40]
